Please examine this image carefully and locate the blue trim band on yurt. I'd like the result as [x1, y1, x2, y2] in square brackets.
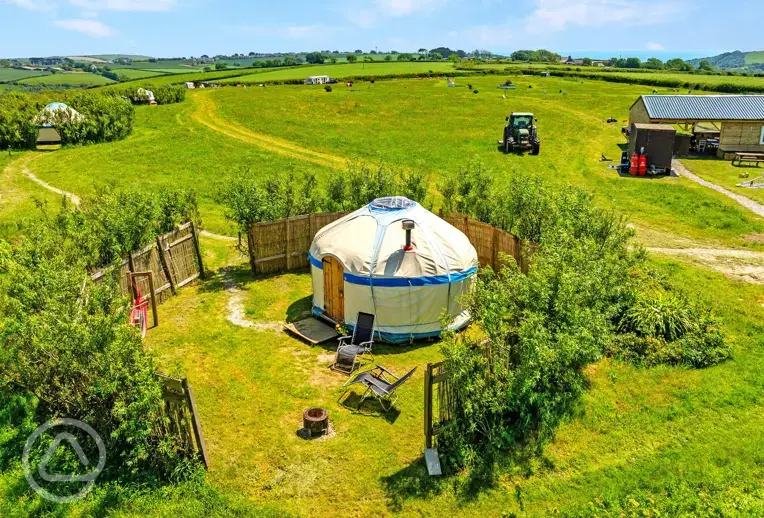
[343, 267, 477, 287]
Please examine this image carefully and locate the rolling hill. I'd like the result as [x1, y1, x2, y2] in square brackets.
[688, 50, 764, 71]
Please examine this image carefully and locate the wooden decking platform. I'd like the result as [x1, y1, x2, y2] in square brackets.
[284, 317, 338, 345]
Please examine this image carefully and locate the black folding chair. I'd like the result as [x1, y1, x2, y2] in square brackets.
[333, 312, 375, 374]
[344, 365, 417, 412]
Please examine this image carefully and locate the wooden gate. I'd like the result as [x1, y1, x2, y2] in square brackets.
[424, 361, 455, 449]
[322, 256, 345, 322]
[156, 374, 209, 469]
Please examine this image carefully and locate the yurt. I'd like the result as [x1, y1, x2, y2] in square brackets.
[309, 196, 479, 344]
[33, 102, 84, 146]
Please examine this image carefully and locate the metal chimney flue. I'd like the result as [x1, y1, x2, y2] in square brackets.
[402, 220, 415, 251]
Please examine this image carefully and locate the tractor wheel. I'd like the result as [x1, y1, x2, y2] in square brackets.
[505, 139, 514, 154]
[531, 142, 540, 155]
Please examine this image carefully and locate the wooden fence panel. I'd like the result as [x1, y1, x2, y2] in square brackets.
[156, 374, 209, 468]
[248, 211, 349, 275]
[247, 211, 530, 276]
[90, 221, 203, 310]
[424, 361, 455, 449]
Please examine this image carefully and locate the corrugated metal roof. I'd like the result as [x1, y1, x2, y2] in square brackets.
[641, 95, 764, 121]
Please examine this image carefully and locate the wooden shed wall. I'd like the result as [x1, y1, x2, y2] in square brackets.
[629, 99, 651, 125]
[719, 122, 764, 155]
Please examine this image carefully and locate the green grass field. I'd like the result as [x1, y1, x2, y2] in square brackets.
[114, 68, 167, 80]
[745, 51, 764, 64]
[219, 61, 457, 83]
[2, 72, 764, 516]
[0, 68, 51, 82]
[19, 72, 116, 86]
[683, 157, 764, 204]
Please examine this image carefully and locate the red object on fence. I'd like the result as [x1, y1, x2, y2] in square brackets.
[130, 279, 148, 338]
[630, 153, 639, 175]
[638, 154, 647, 176]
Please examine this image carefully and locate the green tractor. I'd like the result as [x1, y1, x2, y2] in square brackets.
[499, 112, 540, 155]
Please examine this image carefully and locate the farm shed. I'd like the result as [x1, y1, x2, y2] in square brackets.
[628, 123, 676, 171]
[305, 75, 330, 85]
[309, 196, 478, 344]
[629, 95, 764, 159]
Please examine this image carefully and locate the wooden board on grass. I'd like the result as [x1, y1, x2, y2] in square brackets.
[284, 318, 338, 345]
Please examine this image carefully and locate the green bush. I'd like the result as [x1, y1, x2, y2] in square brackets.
[610, 291, 732, 368]
[0, 90, 135, 150]
[439, 173, 643, 475]
[0, 222, 187, 482]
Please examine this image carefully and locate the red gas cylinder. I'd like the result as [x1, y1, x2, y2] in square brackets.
[638, 154, 647, 176]
[630, 153, 639, 175]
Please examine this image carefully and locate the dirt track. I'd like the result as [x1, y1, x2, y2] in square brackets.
[191, 93, 348, 170]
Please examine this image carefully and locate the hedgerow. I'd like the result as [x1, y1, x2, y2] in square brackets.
[0, 90, 135, 150]
[0, 186, 202, 490]
[435, 162, 732, 477]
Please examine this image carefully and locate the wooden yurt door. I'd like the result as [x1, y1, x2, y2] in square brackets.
[322, 257, 345, 322]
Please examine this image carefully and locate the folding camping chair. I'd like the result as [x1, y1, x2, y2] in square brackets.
[344, 365, 417, 412]
[333, 312, 375, 374]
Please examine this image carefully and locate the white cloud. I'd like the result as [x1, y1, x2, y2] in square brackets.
[69, 0, 175, 12]
[377, 0, 447, 16]
[646, 42, 664, 50]
[2, 0, 54, 11]
[53, 18, 116, 37]
[525, 0, 681, 34]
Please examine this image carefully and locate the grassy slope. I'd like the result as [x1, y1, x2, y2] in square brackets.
[683, 157, 764, 205]
[745, 51, 764, 64]
[0, 152, 68, 241]
[20, 73, 116, 86]
[5, 238, 760, 516]
[27, 101, 334, 235]
[116, 68, 166, 80]
[0, 68, 50, 82]
[209, 76, 764, 247]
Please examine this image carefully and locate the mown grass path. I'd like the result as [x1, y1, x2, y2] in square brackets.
[674, 159, 764, 218]
[191, 92, 349, 169]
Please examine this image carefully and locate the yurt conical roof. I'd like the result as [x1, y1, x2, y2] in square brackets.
[310, 196, 477, 279]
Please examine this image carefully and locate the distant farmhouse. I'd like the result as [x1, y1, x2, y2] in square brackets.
[630, 95, 764, 158]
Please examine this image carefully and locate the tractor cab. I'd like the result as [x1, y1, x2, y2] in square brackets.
[500, 112, 540, 155]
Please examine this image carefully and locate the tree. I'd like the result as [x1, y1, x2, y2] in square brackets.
[346, 54, 357, 63]
[397, 53, 414, 62]
[698, 59, 714, 71]
[430, 52, 442, 61]
[624, 57, 642, 68]
[329, 57, 337, 64]
[248, 52, 256, 57]
[305, 52, 325, 64]
[369, 50, 377, 54]
[363, 55, 373, 62]
[284, 56, 296, 66]
[511, 50, 533, 61]
[582, 57, 593, 66]
[418, 48, 428, 57]
[644, 57, 664, 70]
[384, 55, 392, 62]
[215, 62, 227, 70]
[449, 53, 461, 63]
[666, 58, 690, 70]
[354, 49, 363, 54]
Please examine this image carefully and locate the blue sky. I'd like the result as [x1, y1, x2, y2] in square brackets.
[0, 0, 760, 59]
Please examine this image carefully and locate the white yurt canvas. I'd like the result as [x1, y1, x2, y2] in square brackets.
[33, 102, 84, 127]
[309, 196, 478, 344]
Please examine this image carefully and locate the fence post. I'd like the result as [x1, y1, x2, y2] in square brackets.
[127, 253, 136, 300]
[285, 217, 292, 271]
[424, 363, 433, 449]
[491, 227, 500, 272]
[182, 378, 209, 469]
[189, 221, 205, 279]
[309, 213, 317, 238]
[156, 235, 176, 295]
[146, 271, 159, 327]
[247, 224, 257, 275]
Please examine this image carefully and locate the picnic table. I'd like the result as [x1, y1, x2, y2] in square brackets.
[732, 152, 764, 167]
